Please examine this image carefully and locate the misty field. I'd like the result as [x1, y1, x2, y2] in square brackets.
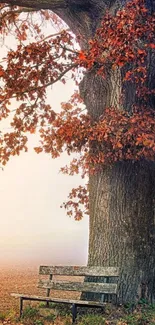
[0, 266, 80, 311]
[0, 266, 155, 324]
[0, 266, 40, 312]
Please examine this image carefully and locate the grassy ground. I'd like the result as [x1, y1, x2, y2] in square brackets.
[0, 302, 155, 325]
[0, 267, 155, 324]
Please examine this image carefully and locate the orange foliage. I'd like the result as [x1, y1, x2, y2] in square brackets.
[0, 0, 155, 219]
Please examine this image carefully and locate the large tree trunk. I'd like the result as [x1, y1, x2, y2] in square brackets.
[78, 0, 155, 303]
[1, 0, 155, 303]
[79, 62, 155, 303]
[88, 160, 155, 303]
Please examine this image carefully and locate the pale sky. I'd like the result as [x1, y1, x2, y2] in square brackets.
[0, 18, 89, 267]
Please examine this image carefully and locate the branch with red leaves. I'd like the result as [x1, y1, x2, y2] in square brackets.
[0, 0, 155, 220]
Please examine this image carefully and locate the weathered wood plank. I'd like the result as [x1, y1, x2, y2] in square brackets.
[39, 266, 119, 277]
[38, 280, 117, 294]
[11, 293, 106, 306]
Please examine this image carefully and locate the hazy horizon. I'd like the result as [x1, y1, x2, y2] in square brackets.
[0, 119, 89, 268]
[0, 24, 89, 269]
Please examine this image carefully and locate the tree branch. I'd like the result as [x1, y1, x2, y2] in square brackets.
[0, 7, 39, 23]
[0, 0, 67, 10]
[2, 63, 78, 102]
[38, 29, 70, 43]
[0, 0, 109, 45]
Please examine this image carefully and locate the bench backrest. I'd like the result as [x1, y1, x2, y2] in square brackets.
[38, 266, 119, 297]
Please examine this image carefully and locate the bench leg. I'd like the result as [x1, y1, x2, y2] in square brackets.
[46, 301, 50, 308]
[72, 304, 77, 323]
[19, 298, 23, 318]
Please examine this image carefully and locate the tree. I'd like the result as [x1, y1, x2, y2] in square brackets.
[0, 0, 155, 303]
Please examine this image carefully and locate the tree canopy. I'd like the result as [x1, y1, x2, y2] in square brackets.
[0, 0, 154, 220]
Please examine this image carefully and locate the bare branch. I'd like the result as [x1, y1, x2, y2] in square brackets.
[38, 28, 70, 43]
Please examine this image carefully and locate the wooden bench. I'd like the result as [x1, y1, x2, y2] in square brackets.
[11, 265, 119, 323]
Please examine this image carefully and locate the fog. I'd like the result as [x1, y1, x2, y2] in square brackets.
[0, 78, 89, 268]
[0, 18, 89, 269]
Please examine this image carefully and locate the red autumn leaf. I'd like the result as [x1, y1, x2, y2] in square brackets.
[29, 127, 36, 134]
[149, 43, 155, 49]
[34, 147, 43, 154]
[137, 49, 145, 55]
[117, 61, 124, 67]
[124, 71, 132, 80]
[0, 67, 4, 77]
[78, 51, 87, 61]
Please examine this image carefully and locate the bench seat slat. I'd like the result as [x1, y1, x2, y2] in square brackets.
[11, 294, 105, 307]
[39, 266, 119, 277]
[38, 279, 117, 294]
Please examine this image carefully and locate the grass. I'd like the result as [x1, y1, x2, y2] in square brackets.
[22, 306, 39, 319]
[0, 312, 6, 321]
[1, 303, 155, 325]
[77, 314, 106, 324]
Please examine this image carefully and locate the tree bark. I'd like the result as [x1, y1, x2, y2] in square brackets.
[88, 160, 155, 303]
[79, 61, 155, 303]
[1, 0, 155, 303]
